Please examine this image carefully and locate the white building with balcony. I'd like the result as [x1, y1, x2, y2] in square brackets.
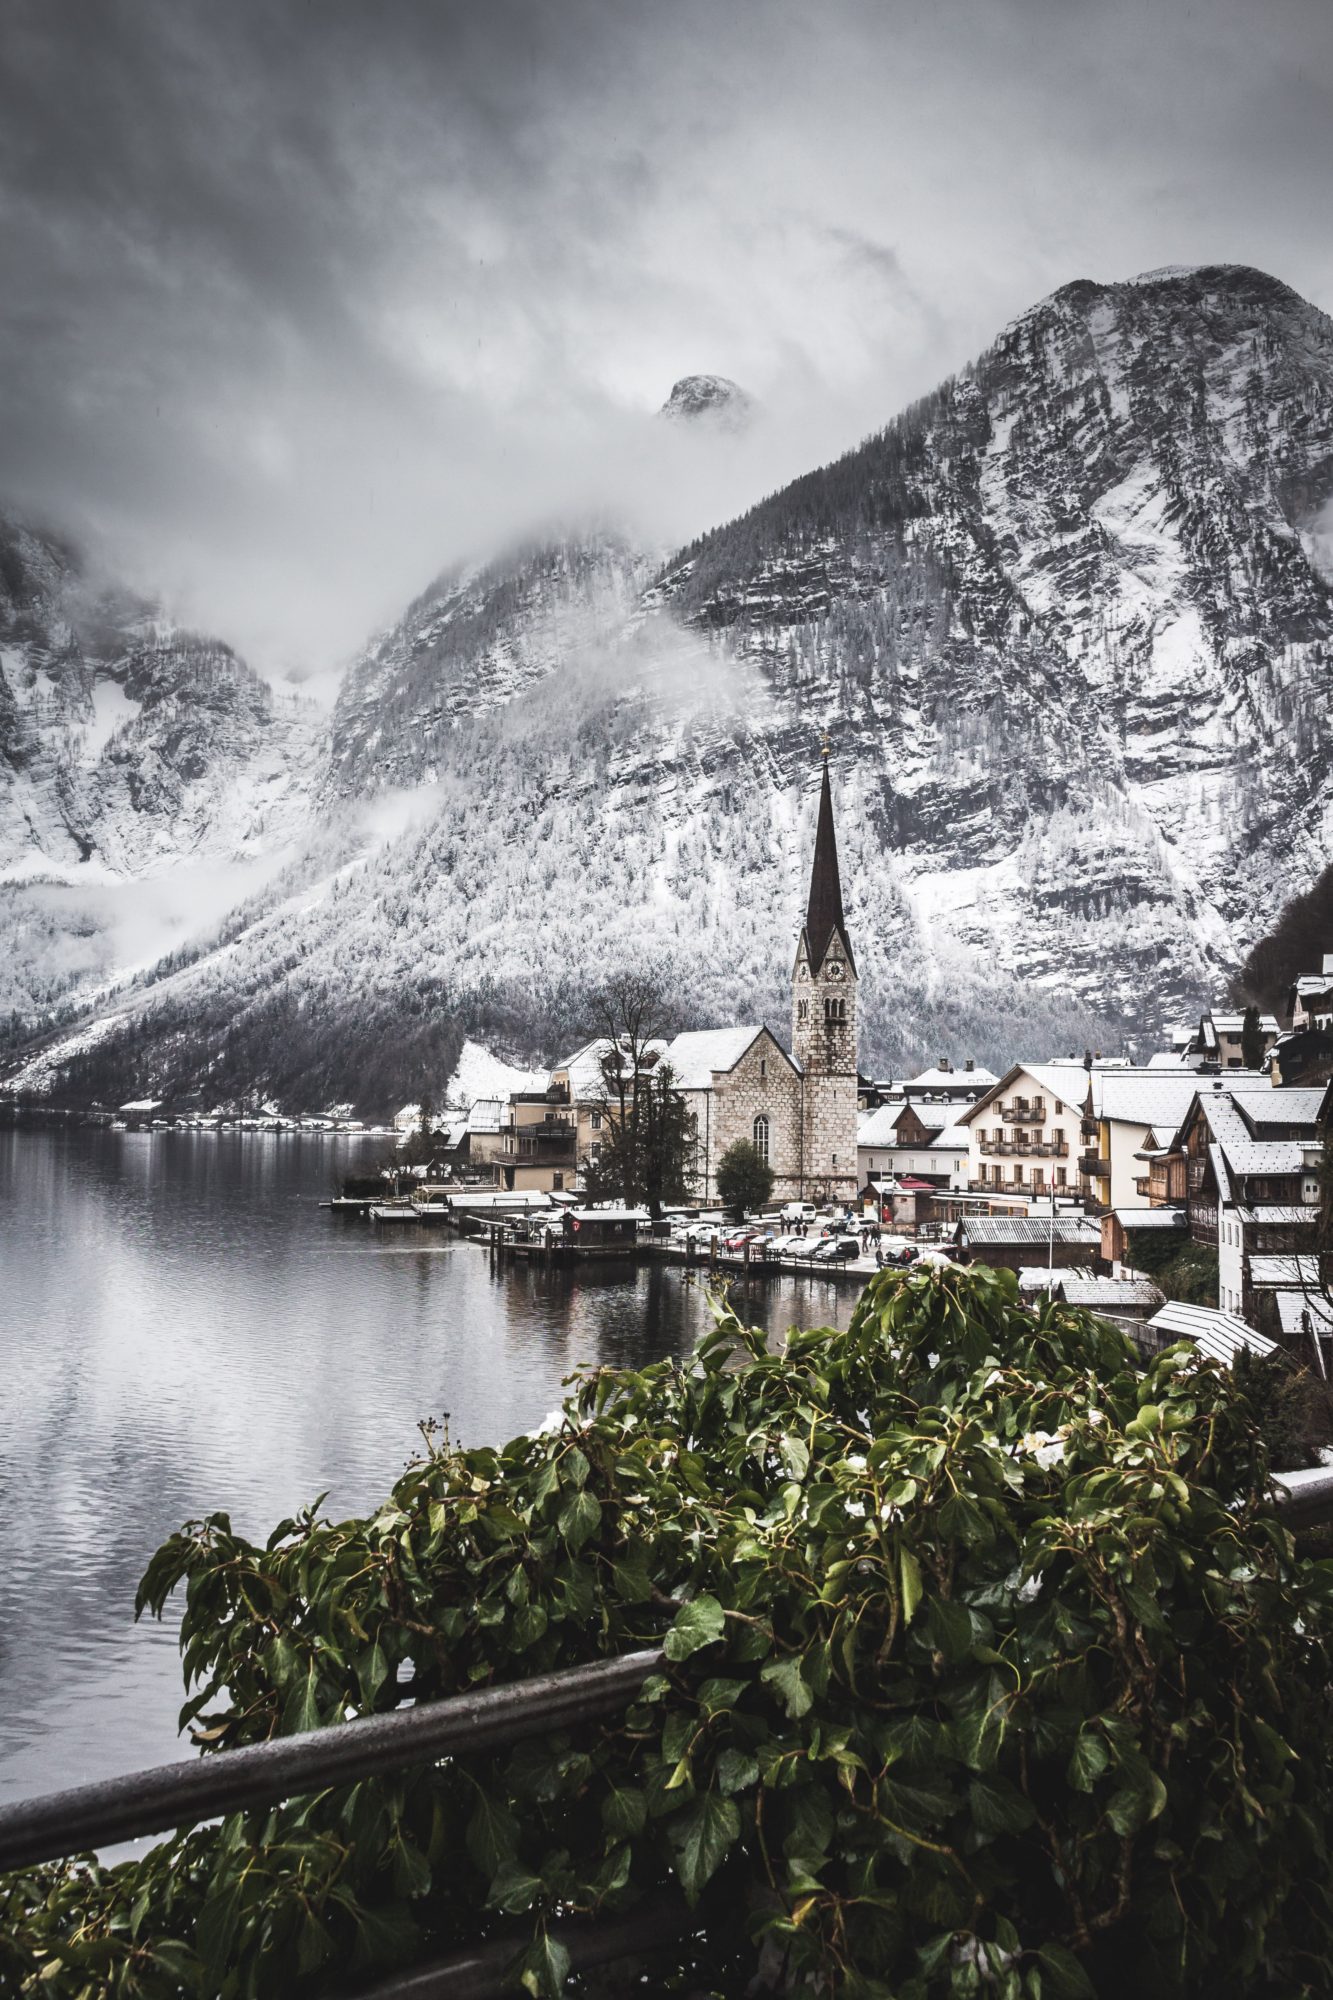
[957, 1065, 1088, 1202]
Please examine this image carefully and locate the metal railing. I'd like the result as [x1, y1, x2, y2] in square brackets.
[0, 1648, 665, 1877]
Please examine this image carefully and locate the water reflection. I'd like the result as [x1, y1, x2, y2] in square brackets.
[0, 1128, 859, 1801]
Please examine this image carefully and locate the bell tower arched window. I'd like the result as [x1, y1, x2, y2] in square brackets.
[824, 995, 846, 1024]
[753, 1114, 770, 1164]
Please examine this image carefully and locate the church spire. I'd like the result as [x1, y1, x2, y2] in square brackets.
[803, 753, 855, 977]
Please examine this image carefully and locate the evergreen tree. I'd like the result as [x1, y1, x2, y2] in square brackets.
[715, 1137, 774, 1218]
[1241, 1003, 1265, 1071]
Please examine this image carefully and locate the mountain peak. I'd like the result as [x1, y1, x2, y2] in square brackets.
[658, 374, 753, 429]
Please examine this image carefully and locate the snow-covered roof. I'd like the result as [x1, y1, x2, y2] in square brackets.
[1055, 1275, 1165, 1309]
[959, 1064, 1091, 1123]
[663, 1026, 776, 1090]
[902, 1064, 997, 1091]
[957, 1216, 1100, 1246]
[119, 1098, 162, 1111]
[1146, 1051, 1194, 1069]
[467, 1097, 504, 1133]
[1193, 1088, 1320, 1176]
[1275, 1291, 1333, 1339]
[1147, 1300, 1277, 1365]
[857, 1103, 910, 1145]
[1206, 1013, 1280, 1035]
[856, 1105, 966, 1149]
[1249, 1256, 1322, 1288]
[1235, 1205, 1318, 1226]
[1088, 1069, 1205, 1130]
[1111, 1206, 1187, 1230]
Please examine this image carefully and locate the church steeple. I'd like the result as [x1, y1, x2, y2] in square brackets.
[803, 755, 856, 978]
[790, 746, 859, 1201]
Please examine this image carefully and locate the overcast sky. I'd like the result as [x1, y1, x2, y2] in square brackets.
[2, 0, 1331, 684]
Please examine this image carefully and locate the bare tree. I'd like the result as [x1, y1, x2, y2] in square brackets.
[581, 972, 695, 1217]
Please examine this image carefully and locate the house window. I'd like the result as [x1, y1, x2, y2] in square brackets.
[1032, 1170, 1045, 1191]
[760, 1057, 767, 1080]
[1014, 1165, 1024, 1184]
[798, 999, 808, 1021]
[1056, 1167, 1067, 1187]
[590, 1109, 602, 1131]
[753, 1114, 770, 1164]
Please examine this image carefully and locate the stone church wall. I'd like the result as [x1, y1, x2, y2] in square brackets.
[706, 1033, 804, 1200]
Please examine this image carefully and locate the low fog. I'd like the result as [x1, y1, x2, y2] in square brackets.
[2, 0, 1332, 687]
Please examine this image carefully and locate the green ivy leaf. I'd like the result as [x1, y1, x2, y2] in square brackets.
[467, 1791, 520, 1876]
[900, 1546, 923, 1626]
[716, 1747, 760, 1795]
[1036, 1941, 1095, 1997]
[669, 1791, 741, 1904]
[1066, 1730, 1109, 1793]
[601, 1783, 648, 1838]
[761, 1656, 813, 1719]
[488, 1859, 544, 1915]
[518, 1932, 571, 1998]
[665, 1593, 726, 1662]
[558, 1489, 601, 1552]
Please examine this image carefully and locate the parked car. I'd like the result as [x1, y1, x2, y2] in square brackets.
[723, 1229, 762, 1252]
[813, 1235, 861, 1263]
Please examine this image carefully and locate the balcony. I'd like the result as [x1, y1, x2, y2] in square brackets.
[967, 1177, 1055, 1196]
[505, 1117, 577, 1166]
[999, 1098, 1047, 1123]
[980, 1139, 1069, 1158]
[1079, 1151, 1107, 1179]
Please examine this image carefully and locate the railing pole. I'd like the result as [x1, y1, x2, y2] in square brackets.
[0, 1649, 666, 1876]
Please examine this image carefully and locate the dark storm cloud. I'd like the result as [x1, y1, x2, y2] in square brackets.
[1, 0, 1331, 677]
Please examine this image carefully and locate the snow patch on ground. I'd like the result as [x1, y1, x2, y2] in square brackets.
[82, 681, 142, 761]
[446, 1039, 548, 1110]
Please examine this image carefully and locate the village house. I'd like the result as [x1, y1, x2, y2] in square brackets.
[956, 1064, 1086, 1201]
[1163, 1080, 1328, 1326]
[856, 1100, 969, 1199]
[1081, 1068, 1206, 1212]
[1182, 1006, 1281, 1069]
[1270, 953, 1333, 1087]
[950, 1213, 1101, 1272]
[899, 1060, 998, 1104]
[1289, 955, 1333, 1033]
[1015, 1271, 1166, 1337]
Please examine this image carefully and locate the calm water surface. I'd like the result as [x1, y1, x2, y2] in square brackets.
[0, 1127, 860, 1804]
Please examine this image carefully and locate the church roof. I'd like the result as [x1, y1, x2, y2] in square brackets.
[663, 1026, 795, 1090]
[802, 760, 856, 977]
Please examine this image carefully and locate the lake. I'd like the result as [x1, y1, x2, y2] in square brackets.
[0, 1126, 862, 1806]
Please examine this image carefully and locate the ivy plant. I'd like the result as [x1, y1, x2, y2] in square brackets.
[4, 1266, 1333, 1998]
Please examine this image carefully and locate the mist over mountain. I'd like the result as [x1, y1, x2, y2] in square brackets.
[3, 264, 1331, 1112]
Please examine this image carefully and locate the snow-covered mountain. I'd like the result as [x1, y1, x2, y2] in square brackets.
[0, 516, 318, 1024]
[4, 264, 1331, 1111]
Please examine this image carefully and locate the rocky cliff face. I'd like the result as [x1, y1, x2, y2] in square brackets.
[0, 515, 317, 1019]
[662, 263, 1333, 1024]
[5, 266, 1331, 1108]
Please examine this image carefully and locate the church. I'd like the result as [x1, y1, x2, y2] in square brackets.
[663, 756, 860, 1204]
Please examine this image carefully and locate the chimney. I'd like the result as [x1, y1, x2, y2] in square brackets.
[938, 1056, 951, 1072]
[964, 1059, 974, 1072]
